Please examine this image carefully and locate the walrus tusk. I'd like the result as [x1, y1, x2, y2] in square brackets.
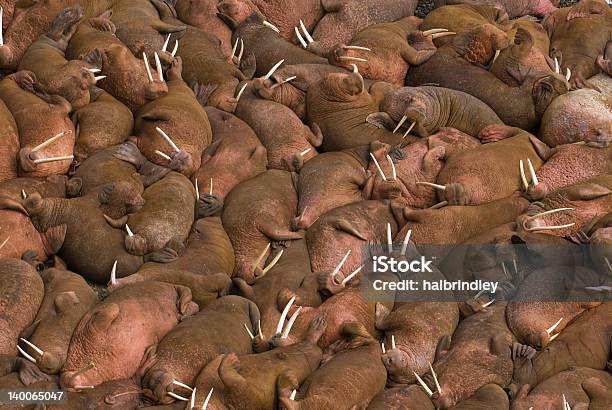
[271, 75, 297, 89]
[299, 20, 314, 43]
[235, 83, 247, 102]
[194, 179, 199, 200]
[252, 243, 271, 271]
[482, 299, 495, 308]
[400, 229, 412, 256]
[261, 249, 283, 276]
[290, 390, 297, 400]
[17, 345, 37, 363]
[525, 223, 575, 232]
[513, 260, 518, 276]
[142, 52, 154, 82]
[0, 236, 9, 251]
[369, 153, 387, 181]
[295, 27, 307, 48]
[403, 121, 416, 138]
[172, 379, 194, 391]
[74, 386, 94, 390]
[413, 371, 433, 397]
[156, 127, 180, 152]
[546, 317, 563, 335]
[167, 392, 189, 401]
[231, 37, 239, 58]
[162, 34, 171, 52]
[281, 306, 302, 338]
[381, 342, 386, 354]
[528, 207, 573, 220]
[300, 148, 312, 156]
[387, 223, 393, 253]
[549, 332, 560, 342]
[386, 155, 396, 181]
[491, 49, 500, 66]
[474, 288, 487, 300]
[202, 387, 213, 409]
[20, 338, 44, 356]
[429, 362, 442, 394]
[209, 178, 213, 196]
[125, 224, 134, 237]
[352, 64, 358, 73]
[565, 67, 571, 82]
[0, 7, 3, 46]
[190, 387, 196, 409]
[87, 68, 101, 73]
[332, 250, 351, 277]
[562, 394, 568, 410]
[276, 297, 296, 334]
[244, 323, 254, 339]
[94, 75, 106, 82]
[171, 41, 179, 57]
[341, 265, 362, 286]
[605, 257, 612, 272]
[554, 57, 560, 74]
[110, 260, 117, 286]
[263, 20, 280, 33]
[393, 115, 407, 133]
[501, 261, 508, 278]
[519, 160, 528, 191]
[237, 39, 244, 64]
[21, 189, 26, 199]
[264, 59, 285, 80]
[30, 132, 66, 154]
[337, 56, 367, 63]
[33, 155, 74, 164]
[154, 52, 164, 82]
[422, 28, 448, 36]
[416, 181, 446, 191]
[343, 45, 371, 51]
[526, 158, 538, 186]
[156, 150, 171, 160]
[258, 319, 263, 339]
[431, 32, 456, 39]
[391, 334, 396, 349]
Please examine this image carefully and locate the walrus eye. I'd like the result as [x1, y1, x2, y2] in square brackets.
[36, 263, 45, 272]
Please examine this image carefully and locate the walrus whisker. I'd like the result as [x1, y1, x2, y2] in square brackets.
[393, 115, 407, 133]
[172, 379, 194, 391]
[281, 306, 301, 338]
[31, 132, 66, 154]
[416, 181, 446, 191]
[429, 362, 442, 394]
[400, 229, 412, 256]
[264, 59, 285, 80]
[33, 155, 74, 165]
[109, 260, 117, 286]
[143, 52, 153, 82]
[156, 127, 180, 152]
[252, 243, 271, 271]
[20, 338, 43, 356]
[263, 20, 280, 33]
[295, 27, 307, 48]
[167, 391, 189, 401]
[299, 20, 314, 43]
[413, 371, 433, 397]
[341, 265, 362, 286]
[369, 153, 387, 181]
[519, 160, 528, 191]
[527, 158, 538, 186]
[202, 387, 213, 409]
[386, 155, 396, 181]
[546, 317, 563, 335]
[276, 297, 295, 335]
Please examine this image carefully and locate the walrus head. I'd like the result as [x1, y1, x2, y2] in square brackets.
[532, 75, 569, 118]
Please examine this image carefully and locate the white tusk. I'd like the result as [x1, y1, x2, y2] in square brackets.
[167, 392, 189, 401]
[235, 83, 247, 102]
[403, 121, 416, 138]
[299, 20, 314, 43]
[391, 334, 396, 350]
[386, 155, 396, 181]
[413, 372, 433, 397]
[605, 257, 612, 272]
[474, 289, 487, 300]
[0, 236, 9, 251]
[202, 387, 213, 410]
[546, 317, 563, 335]
[258, 319, 263, 339]
[491, 49, 500, 66]
[351, 64, 358, 73]
[300, 148, 312, 156]
[270, 75, 297, 89]
[94, 75, 106, 82]
[195, 179, 199, 200]
[171, 41, 179, 57]
[21, 190, 27, 199]
[244, 323, 254, 339]
[33, 155, 73, 165]
[549, 332, 560, 342]
[262, 249, 283, 275]
[20, 338, 43, 356]
[17, 345, 36, 363]
[519, 160, 528, 191]
[231, 37, 239, 57]
[276, 297, 295, 335]
[30, 132, 66, 154]
[172, 379, 194, 391]
[154, 52, 164, 82]
[416, 181, 446, 191]
[482, 299, 495, 308]
[527, 158, 539, 186]
[264, 59, 285, 80]
[295, 27, 307, 48]
[400, 229, 412, 256]
[501, 261, 508, 278]
[87, 68, 101, 73]
[162, 34, 171, 52]
[343, 45, 371, 51]
[281, 306, 302, 338]
[422, 28, 448, 36]
[155, 150, 171, 160]
[263, 21, 280, 33]
[332, 250, 351, 276]
[513, 260, 518, 276]
[341, 265, 362, 286]
[369, 153, 387, 181]
[429, 362, 442, 394]
[252, 243, 271, 271]
[337, 56, 367, 62]
[526, 223, 575, 232]
[190, 387, 196, 410]
[237, 39, 244, 64]
[565, 67, 571, 81]
[156, 127, 179, 152]
[209, 178, 213, 196]
[290, 390, 297, 400]
[381, 342, 386, 354]
[430, 32, 456, 39]
[393, 115, 407, 133]
[528, 207, 574, 220]
[110, 260, 117, 286]
[74, 386, 94, 390]
[125, 224, 134, 237]
[0, 7, 3, 46]
[387, 223, 393, 253]
[562, 394, 568, 410]
[554, 57, 560, 74]
[143, 52, 153, 82]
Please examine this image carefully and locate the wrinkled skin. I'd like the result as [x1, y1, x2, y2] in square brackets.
[307, 72, 407, 151]
[72, 89, 134, 161]
[174, 0, 233, 56]
[374, 86, 504, 138]
[60, 281, 198, 389]
[512, 302, 612, 389]
[18, 6, 97, 110]
[46, 378, 142, 410]
[279, 341, 387, 410]
[133, 57, 212, 176]
[19, 267, 98, 375]
[452, 384, 510, 409]
[329, 16, 437, 86]
[0, 71, 75, 177]
[511, 367, 612, 410]
[429, 303, 514, 409]
[540, 74, 612, 147]
[189, 316, 327, 409]
[0, 97, 19, 183]
[434, 0, 557, 18]
[141, 296, 257, 404]
[293, 147, 369, 230]
[222, 170, 302, 284]
[192, 107, 267, 199]
[235, 81, 321, 171]
[368, 384, 435, 410]
[543, 0, 612, 90]
[408, 25, 569, 130]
